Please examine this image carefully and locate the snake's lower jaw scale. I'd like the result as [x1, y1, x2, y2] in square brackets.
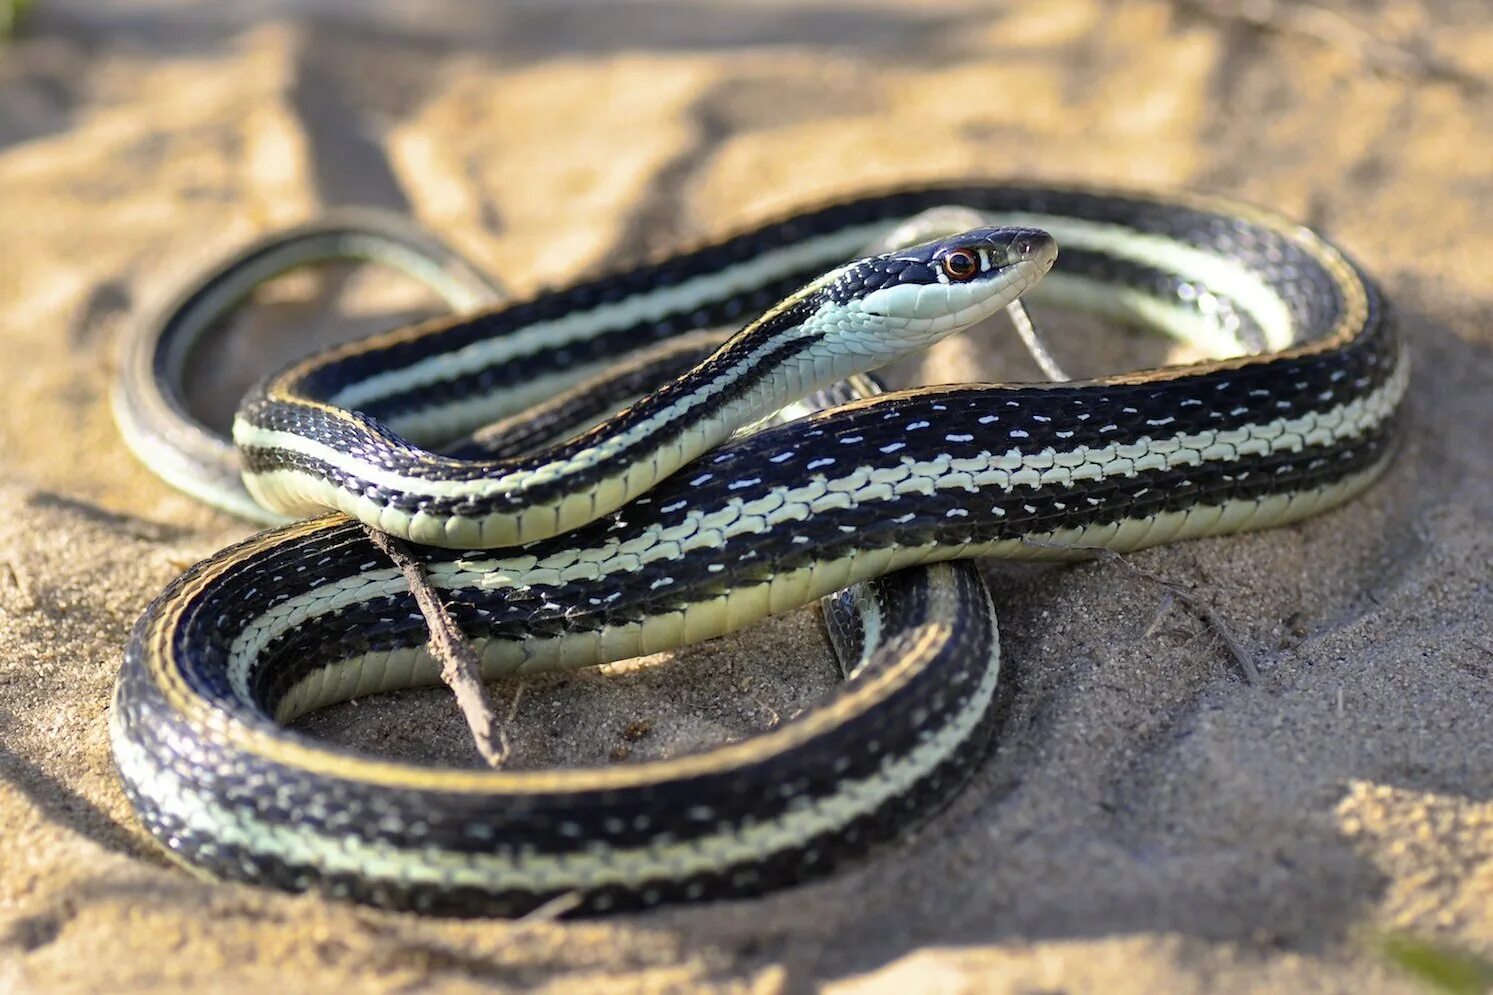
[112, 183, 1397, 914]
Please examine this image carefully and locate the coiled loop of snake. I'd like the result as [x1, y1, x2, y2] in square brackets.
[111, 184, 1400, 915]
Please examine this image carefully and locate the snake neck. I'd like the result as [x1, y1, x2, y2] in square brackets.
[231, 283, 833, 547]
[232, 253, 1037, 550]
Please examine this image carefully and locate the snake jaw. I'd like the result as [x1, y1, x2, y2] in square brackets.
[827, 226, 1057, 354]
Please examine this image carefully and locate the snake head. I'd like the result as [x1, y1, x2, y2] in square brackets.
[814, 226, 1058, 358]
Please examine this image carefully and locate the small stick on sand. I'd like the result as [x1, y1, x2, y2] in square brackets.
[364, 526, 510, 768]
[0, 559, 33, 609]
[1022, 537, 1263, 684]
[1006, 296, 1259, 683]
[1142, 591, 1177, 639]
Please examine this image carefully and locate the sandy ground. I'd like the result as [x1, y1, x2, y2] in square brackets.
[1, 1, 1490, 991]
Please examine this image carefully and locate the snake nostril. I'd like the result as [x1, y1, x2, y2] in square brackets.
[1010, 231, 1056, 268]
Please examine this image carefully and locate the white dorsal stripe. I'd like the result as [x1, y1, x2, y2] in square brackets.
[116, 596, 1000, 893]
[318, 213, 1295, 421]
[223, 356, 1404, 702]
[237, 258, 1043, 515]
[326, 224, 885, 412]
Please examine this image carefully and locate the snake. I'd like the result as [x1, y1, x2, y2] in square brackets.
[109, 183, 1403, 915]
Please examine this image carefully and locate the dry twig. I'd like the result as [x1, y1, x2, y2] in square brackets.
[1023, 537, 1263, 684]
[364, 526, 510, 767]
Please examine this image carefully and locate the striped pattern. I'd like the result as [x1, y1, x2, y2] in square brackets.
[111, 210, 507, 522]
[109, 183, 1401, 916]
[224, 350, 1402, 708]
[235, 226, 1055, 548]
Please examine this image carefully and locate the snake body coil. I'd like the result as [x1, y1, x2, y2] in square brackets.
[111, 183, 1402, 915]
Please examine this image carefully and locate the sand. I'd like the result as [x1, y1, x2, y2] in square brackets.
[0, 1, 1489, 991]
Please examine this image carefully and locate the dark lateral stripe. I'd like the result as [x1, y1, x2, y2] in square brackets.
[123, 703, 997, 915]
[483, 417, 1399, 632]
[444, 341, 720, 460]
[233, 416, 1394, 730]
[239, 329, 1396, 521]
[239, 299, 824, 483]
[140, 575, 991, 858]
[277, 184, 1353, 420]
[286, 234, 1297, 431]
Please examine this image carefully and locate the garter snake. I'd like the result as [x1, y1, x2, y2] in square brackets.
[110, 182, 1402, 915]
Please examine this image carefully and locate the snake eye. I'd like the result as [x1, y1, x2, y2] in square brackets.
[941, 249, 979, 282]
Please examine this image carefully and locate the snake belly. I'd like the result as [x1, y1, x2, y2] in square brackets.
[110, 182, 1403, 915]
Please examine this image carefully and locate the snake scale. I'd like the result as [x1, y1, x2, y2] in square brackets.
[110, 182, 1402, 914]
